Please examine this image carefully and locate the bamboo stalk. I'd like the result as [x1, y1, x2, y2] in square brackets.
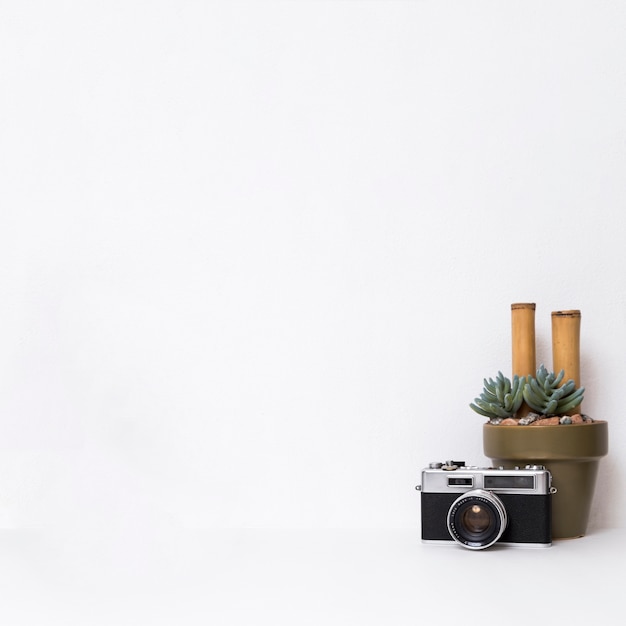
[552, 310, 582, 415]
[511, 303, 536, 417]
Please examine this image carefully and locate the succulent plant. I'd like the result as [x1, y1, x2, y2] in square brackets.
[470, 372, 525, 423]
[523, 364, 584, 416]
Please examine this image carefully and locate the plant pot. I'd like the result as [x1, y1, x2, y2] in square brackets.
[483, 421, 608, 539]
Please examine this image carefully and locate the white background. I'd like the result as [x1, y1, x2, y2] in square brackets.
[1, 1, 626, 622]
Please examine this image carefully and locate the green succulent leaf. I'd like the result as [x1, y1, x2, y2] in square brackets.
[470, 372, 526, 420]
[522, 365, 584, 416]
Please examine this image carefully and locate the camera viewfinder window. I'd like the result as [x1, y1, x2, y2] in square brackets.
[484, 475, 535, 490]
[448, 477, 473, 487]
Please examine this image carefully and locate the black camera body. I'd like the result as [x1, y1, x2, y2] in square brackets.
[417, 460, 554, 549]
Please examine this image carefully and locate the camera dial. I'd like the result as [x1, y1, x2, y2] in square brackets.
[441, 460, 465, 471]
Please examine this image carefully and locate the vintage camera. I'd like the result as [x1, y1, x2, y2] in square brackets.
[416, 460, 556, 550]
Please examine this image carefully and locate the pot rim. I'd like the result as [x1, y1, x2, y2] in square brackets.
[483, 419, 608, 460]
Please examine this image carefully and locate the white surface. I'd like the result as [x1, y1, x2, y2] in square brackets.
[1, 1, 626, 536]
[1, 527, 622, 625]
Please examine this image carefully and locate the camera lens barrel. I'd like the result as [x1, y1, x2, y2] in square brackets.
[446, 489, 508, 550]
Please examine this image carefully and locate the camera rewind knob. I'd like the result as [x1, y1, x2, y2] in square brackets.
[442, 461, 458, 471]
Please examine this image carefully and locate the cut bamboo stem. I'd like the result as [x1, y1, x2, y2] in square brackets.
[511, 303, 536, 417]
[552, 310, 582, 415]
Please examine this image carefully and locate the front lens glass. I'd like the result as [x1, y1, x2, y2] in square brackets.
[461, 504, 492, 534]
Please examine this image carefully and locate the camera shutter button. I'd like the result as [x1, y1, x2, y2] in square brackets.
[525, 464, 546, 470]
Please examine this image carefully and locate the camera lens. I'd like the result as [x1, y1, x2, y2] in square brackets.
[462, 504, 492, 533]
[447, 489, 507, 550]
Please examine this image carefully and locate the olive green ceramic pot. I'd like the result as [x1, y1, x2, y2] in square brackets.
[483, 421, 608, 539]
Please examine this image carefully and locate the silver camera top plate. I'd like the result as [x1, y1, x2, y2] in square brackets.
[419, 461, 554, 495]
